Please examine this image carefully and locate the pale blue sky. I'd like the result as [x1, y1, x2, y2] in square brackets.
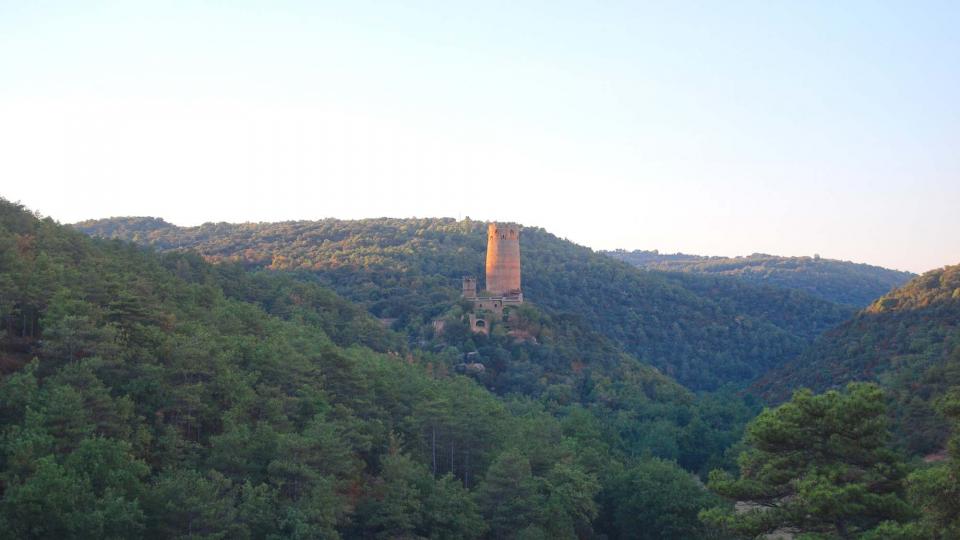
[1, 1, 958, 273]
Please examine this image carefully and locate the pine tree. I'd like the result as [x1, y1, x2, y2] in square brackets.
[476, 450, 544, 539]
[701, 383, 912, 538]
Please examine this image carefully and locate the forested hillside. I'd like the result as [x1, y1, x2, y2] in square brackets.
[754, 264, 960, 454]
[605, 250, 914, 307]
[9, 202, 960, 537]
[3, 199, 762, 538]
[76, 217, 852, 390]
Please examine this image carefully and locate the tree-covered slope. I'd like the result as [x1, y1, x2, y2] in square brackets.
[753, 264, 960, 454]
[605, 250, 914, 307]
[76, 217, 853, 390]
[4, 200, 758, 538]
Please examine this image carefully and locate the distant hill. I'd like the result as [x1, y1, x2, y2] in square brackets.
[76, 217, 853, 391]
[753, 264, 960, 454]
[604, 250, 914, 307]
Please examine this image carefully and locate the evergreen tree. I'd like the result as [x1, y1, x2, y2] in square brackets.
[360, 452, 426, 539]
[601, 458, 717, 540]
[887, 388, 960, 538]
[421, 473, 486, 540]
[701, 383, 912, 538]
[542, 461, 600, 539]
[476, 450, 544, 539]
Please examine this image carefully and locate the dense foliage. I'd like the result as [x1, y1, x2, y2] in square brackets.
[76, 217, 853, 390]
[600, 457, 720, 539]
[606, 250, 914, 308]
[894, 388, 960, 538]
[755, 265, 960, 454]
[702, 383, 913, 539]
[6, 202, 960, 537]
[3, 200, 753, 538]
[704, 382, 960, 539]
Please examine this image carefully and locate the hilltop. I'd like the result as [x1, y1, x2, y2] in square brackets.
[76, 217, 853, 391]
[605, 250, 914, 307]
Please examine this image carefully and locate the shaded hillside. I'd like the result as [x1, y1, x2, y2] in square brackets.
[605, 250, 914, 307]
[77, 217, 853, 390]
[3, 199, 759, 538]
[754, 264, 960, 454]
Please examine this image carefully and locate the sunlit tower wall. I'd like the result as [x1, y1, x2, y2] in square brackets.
[485, 223, 521, 297]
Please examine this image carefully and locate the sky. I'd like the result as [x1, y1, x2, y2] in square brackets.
[1, 1, 958, 273]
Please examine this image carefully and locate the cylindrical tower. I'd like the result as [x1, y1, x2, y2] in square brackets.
[485, 223, 521, 296]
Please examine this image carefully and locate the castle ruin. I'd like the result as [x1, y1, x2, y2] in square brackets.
[463, 223, 523, 334]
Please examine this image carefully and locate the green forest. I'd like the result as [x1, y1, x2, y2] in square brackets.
[755, 264, 960, 456]
[1, 200, 958, 538]
[75, 217, 854, 391]
[605, 250, 914, 308]
[2, 201, 753, 538]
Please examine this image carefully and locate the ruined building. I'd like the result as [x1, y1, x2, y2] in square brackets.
[463, 223, 523, 334]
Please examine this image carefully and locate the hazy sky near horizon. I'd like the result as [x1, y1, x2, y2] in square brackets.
[1, 1, 958, 273]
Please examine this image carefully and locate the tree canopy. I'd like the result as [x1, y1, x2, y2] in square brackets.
[702, 383, 912, 539]
[605, 250, 913, 308]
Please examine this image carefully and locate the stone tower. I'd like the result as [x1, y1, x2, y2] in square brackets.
[485, 223, 522, 298]
[462, 276, 477, 299]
